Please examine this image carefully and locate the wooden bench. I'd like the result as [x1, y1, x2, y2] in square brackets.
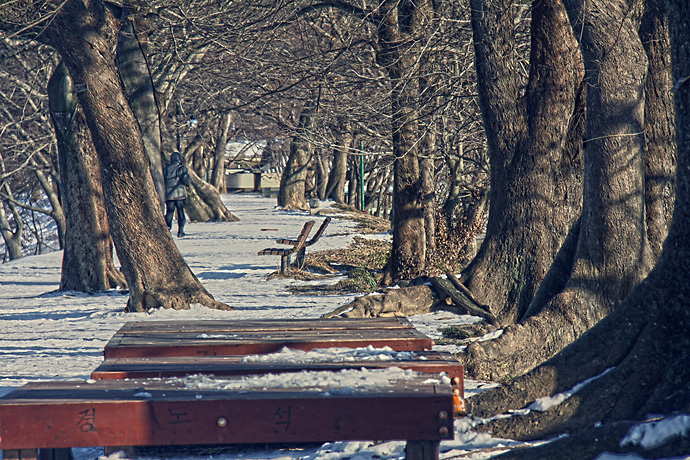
[0, 374, 454, 460]
[258, 220, 315, 274]
[275, 217, 331, 268]
[102, 318, 434, 359]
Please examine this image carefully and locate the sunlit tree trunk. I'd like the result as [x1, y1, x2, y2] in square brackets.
[278, 101, 317, 210]
[48, 62, 126, 292]
[38, 0, 231, 312]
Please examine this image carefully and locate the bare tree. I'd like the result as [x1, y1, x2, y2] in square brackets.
[0, 0, 232, 311]
[48, 61, 126, 292]
[461, 4, 690, 456]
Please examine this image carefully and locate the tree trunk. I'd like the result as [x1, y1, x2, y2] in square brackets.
[420, 155, 436, 265]
[185, 167, 240, 222]
[462, 0, 655, 381]
[376, 0, 429, 281]
[210, 112, 231, 194]
[118, 20, 165, 212]
[0, 184, 23, 261]
[313, 150, 329, 200]
[640, 0, 676, 258]
[40, 0, 231, 312]
[31, 166, 66, 249]
[460, 0, 585, 325]
[464, 6, 690, 451]
[278, 102, 316, 211]
[48, 61, 126, 292]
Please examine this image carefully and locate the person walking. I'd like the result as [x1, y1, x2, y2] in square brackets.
[163, 152, 191, 237]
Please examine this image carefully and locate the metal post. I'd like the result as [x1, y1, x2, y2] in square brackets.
[360, 141, 365, 212]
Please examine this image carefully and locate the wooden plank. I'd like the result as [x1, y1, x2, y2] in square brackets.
[0, 377, 453, 450]
[91, 351, 464, 394]
[103, 324, 433, 359]
[114, 318, 417, 335]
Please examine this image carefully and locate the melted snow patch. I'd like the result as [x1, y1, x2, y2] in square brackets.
[528, 368, 613, 412]
[196, 333, 240, 339]
[241, 345, 417, 364]
[620, 414, 690, 450]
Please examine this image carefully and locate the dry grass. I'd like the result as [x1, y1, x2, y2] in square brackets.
[267, 205, 392, 296]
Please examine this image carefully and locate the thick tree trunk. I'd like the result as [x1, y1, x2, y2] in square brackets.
[118, 20, 165, 211]
[278, 102, 316, 211]
[41, 0, 231, 312]
[465, 8, 690, 448]
[461, 0, 585, 325]
[420, 156, 436, 264]
[48, 61, 126, 292]
[376, 0, 429, 281]
[185, 167, 240, 222]
[462, 0, 654, 381]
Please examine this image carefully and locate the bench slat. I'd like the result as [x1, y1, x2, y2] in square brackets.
[0, 377, 453, 450]
[90, 350, 464, 394]
[115, 317, 418, 334]
[103, 327, 434, 359]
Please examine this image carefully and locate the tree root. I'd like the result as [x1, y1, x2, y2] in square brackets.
[488, 420, 690, 460]
[467, 261, 690, 443]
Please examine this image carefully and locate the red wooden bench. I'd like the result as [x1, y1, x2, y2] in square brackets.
[1, 318, 463, 460]
[258, 220, 315, 274]
[102, 318, 434, 359]
[0, 374, 454, 460]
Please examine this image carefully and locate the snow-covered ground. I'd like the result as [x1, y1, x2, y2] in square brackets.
[0, 193, 686, 459]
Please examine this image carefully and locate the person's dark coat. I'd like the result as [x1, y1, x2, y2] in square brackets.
[164, 153, 191, 201]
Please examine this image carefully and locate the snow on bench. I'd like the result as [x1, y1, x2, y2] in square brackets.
[90, 347, 464, 396]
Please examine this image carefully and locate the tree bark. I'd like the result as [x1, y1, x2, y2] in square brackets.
[421, 155, 436, 265]
[463, 0, 655, 381]
[376, 0, 429, 281]
[461, 0, 585, 326]
[640, 0, 676, 258]
[0, 183, 23, 261]
[48, 61, 126, 292]
[278, 101, 317, 211]
[118, 19, 165, 212]
[186, 167, 240, 222]
[313, 149, 329, 200]
[465, 2, 690, 433]
[31, 165, 66, 249]
[39, 0, 231, 312]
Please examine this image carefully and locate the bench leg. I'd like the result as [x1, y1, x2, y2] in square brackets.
[405, 441, 440, 460]
[39, 449, 73, 460]
[3, 449, 39, 460]
[295, 248, 306, 269]
[280, 254, 291, 274]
